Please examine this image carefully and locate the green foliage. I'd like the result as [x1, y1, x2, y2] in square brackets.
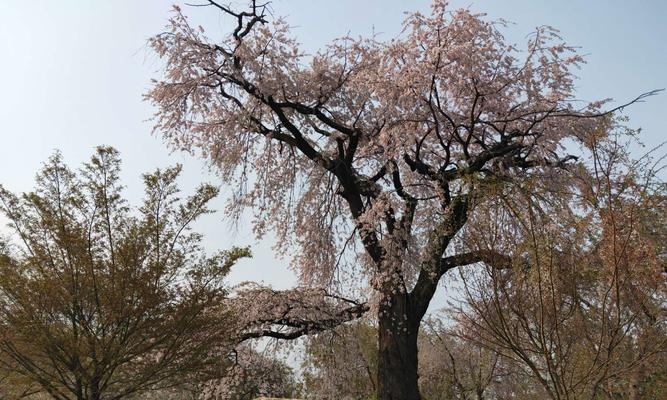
[0, 147, 249, 400]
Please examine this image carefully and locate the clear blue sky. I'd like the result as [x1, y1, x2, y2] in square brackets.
[1, 1, 665, 306]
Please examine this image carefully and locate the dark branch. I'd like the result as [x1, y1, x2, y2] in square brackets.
[439, 250, 512, 275]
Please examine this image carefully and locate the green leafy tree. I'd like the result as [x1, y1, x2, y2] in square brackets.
[0, 147, 249, 400]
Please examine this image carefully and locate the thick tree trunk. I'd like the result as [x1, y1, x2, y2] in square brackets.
[377, 292, 421, 400]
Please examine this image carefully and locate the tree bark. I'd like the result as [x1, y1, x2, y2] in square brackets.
[377, 292, 421, 400]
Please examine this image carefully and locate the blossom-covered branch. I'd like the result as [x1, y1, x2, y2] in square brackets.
[230, 285, 369, 341]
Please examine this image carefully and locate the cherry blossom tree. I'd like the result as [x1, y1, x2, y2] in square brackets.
[146, 1, 658, 398]
[202, 345, 301, 400]
[301, 319, 502, 400]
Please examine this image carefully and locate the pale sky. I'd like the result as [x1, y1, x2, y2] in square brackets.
[0, 1, 665, 311]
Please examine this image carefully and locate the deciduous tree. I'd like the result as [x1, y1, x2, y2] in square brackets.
[202, 345, 301, 400]
[454, 135, 666, 400]
[302, 321, 378, 399]
[146, 1, 659, 398]
[0, 147, 249, 400]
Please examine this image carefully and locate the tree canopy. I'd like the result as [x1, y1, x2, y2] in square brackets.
[0, 147, 249, 400]
[146, 1, 663, 398]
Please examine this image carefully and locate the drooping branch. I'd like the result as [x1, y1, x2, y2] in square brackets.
[148, 1, 662, 352]
[230, 285, 368, 341]
[208, 69, 386, 263]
